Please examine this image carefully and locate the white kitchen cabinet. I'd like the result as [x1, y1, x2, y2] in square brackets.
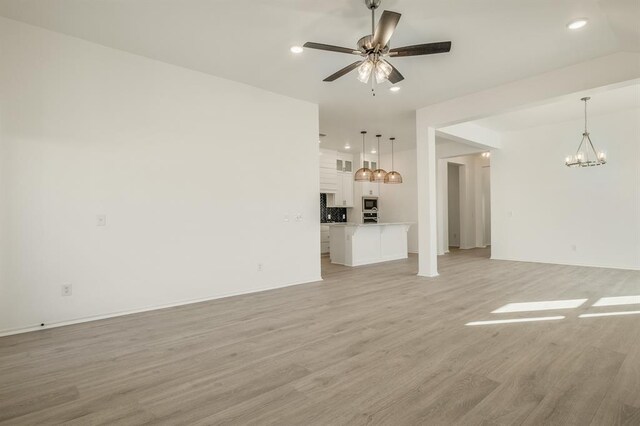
[320, 225, 330, 254]
[361, 181, 379, 197]
[330, 171, 354, 207]
[336, 158, 353, 172]
[341, 172, 354, 206]
[321, 242, 330, 254]
[320, 149, 338, 193]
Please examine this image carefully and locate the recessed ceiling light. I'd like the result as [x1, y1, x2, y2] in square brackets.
[344, 144, 351, 150]
[390, 86, 401, 92]
[371, 149, 377, 154]
[290, 45, 304, 54]
[567, 19, 588, 30]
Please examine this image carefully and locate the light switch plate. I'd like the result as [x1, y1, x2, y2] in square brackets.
[61, 284, 72, 296]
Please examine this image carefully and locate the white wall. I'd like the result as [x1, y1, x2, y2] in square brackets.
[0, 18, 321, 335]
[491, 108, 640, 270]
[378, 148, 419, 253]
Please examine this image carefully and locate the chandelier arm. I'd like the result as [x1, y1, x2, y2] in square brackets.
[585, 134, 601, 164]
[575, 135, 586, 157]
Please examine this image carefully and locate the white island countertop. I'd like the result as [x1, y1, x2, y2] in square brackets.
[328, 223, 413, 266]
[325, 222, 414, 227]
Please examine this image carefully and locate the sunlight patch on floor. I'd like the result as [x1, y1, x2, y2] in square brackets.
[491, 299, 587, 314]
[579, 310, 640, 318]
[466, 316, 565, 326]
[592, 295, 640, 307]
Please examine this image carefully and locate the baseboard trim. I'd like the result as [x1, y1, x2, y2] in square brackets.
[489, 256, 640, 271]
[0, 276, 323, 338]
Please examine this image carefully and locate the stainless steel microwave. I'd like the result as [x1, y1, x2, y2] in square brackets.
[363, 197, 378, 211]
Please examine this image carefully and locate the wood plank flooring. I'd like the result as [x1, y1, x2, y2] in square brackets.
[1, 249, 640, 425]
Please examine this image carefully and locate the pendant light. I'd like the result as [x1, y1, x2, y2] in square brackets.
[565, 97, 607, 167]
[384, 137, 403, 184]
[372, 134, 387, 182]
[354, 131, 374, 182]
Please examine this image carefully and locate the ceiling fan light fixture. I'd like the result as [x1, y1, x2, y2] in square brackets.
[374, 59, 392, 83]
[357, 59, 374, 83]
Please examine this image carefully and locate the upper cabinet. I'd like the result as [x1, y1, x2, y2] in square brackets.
[320, 149, 338, 193]
[336, 158, 353, 173]
[323, 152, 355, 207]
[361, 181, 379, 197]
[333, 171, 354, 207]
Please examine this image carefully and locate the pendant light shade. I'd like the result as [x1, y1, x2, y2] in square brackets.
[384, 137, 403, 184]
[355, 131, 374, 182]
[372, 134, 387, 182]
[565, 97, 607, 167]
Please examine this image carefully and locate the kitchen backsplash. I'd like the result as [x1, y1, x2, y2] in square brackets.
[320, 194, 348, 223]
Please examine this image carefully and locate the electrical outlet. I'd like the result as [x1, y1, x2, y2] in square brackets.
[295, 213, 303, 222]
[61, 284, 72, 296]
[257, 263, 263, 272]
[96, 214, 107, 226]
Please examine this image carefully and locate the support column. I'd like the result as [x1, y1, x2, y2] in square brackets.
[417, 122, 439, 277]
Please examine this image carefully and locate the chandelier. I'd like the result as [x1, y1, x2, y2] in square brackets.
[565, 97, 607, 167]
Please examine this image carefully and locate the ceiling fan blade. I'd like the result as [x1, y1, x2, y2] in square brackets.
[372, 10, 401, 50]
[389, 41, 452, 57]
[387, 62, 404, 84]
[323, 61, 363, 82]
[303, 42, 359, 55]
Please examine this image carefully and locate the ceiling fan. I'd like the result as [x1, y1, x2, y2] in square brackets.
[304, 0, 451, 86]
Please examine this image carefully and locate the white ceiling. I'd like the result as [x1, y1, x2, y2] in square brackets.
[473, 83, 640, 132]
[1, 0, 638, 153]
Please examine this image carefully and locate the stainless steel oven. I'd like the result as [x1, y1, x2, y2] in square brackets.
[363, 212, 379, 223]
[362, 197, 378, 212]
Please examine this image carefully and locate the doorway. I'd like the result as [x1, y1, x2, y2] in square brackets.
[481, 165, 491, 247]
[447, 163, 461, 249]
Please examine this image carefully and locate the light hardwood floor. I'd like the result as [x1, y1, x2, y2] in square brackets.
[1, 249, 640, 425]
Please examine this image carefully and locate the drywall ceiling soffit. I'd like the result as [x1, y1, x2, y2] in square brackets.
[472, 82, 640, 132]
[417, 52, 640, 128]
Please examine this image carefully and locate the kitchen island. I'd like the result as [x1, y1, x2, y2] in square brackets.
[327, 223, 413, 266]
